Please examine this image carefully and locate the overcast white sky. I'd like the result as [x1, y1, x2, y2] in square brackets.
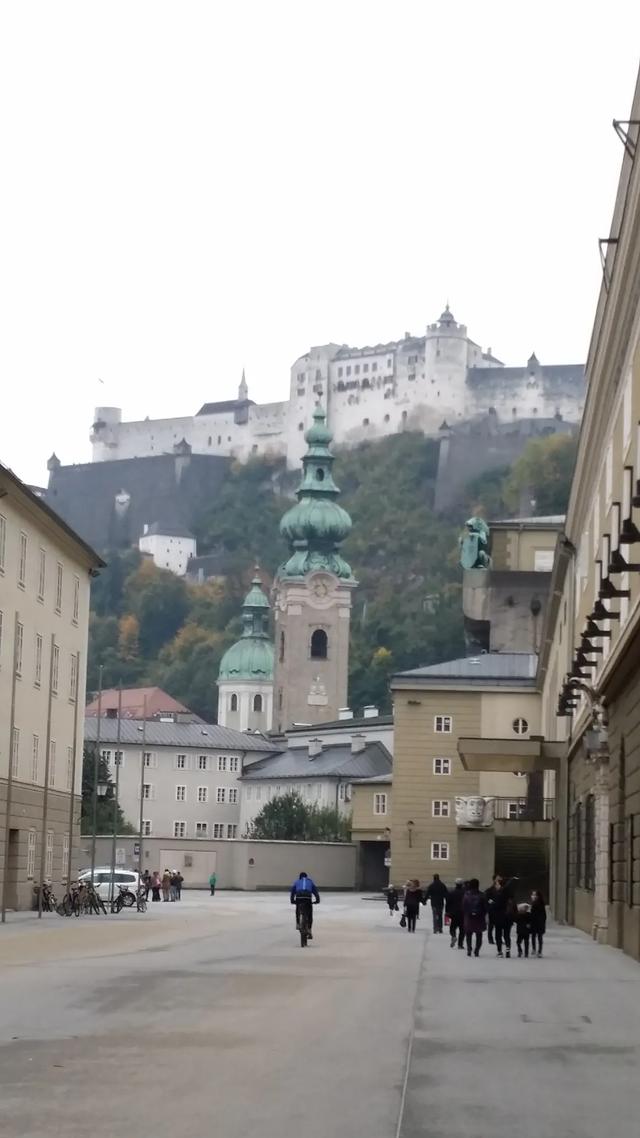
[2, 1, 640, 485]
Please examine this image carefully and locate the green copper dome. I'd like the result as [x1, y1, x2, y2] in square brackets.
[278, 407, 354, 580]
[218, 572, 274, 682]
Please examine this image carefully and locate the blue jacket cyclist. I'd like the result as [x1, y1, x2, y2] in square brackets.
[290, 872, 320, 937]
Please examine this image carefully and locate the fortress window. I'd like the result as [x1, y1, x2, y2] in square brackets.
[252, 445, 258, 453]
[384, 414, 390, 423]
[372, 362, 377, 372]
[512, 408, 517, 416]
[387, 358, 392, 368]
[363, 363, 369, 372]
[279, 631, 285, 662]
[208, 436, 212, 446]
[363, 418, 370, 426]
[230, 693, 238, 712]
[402, 410, 407, 420]
[338, 367, 343, 378]
[298, 422, 304, 430]
[310, 629, 328, 660]
[355, 364, 360, 374]
[346, 366, 351, 376]
[408, 355, 418, 365]
[253, 694, 263, 713]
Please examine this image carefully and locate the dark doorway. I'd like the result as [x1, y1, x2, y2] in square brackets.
[359, 842, 389, 891]
[495, 836, 549, 900]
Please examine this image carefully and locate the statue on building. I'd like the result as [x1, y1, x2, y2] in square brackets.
[459, 516, 491, 570]
[455, 795, 495, 828]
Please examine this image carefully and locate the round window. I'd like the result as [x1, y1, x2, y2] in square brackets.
[512, 717, 529, 735]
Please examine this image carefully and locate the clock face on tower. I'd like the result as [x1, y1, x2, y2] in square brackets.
[312, 580, 329, 599]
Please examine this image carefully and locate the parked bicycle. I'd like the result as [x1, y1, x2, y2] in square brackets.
[33, 882, 57, 912]
[110, 883, 137, 913]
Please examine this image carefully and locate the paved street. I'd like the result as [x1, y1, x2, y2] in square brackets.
[0, 895, 639, 1138]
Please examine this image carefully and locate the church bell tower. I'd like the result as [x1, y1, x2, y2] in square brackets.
[272, 407, 356, 732]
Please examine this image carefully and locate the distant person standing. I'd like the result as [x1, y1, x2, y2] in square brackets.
[162, 869, 171, 902]
[151, 871, 161, 902]
[463, 878, 487, 957]
[529, 890, 546, 956]
[516, 903, 532, 957]
[142, 870, 151, 901]
[424, 873, 448, 933]
[209, 871, 217, 897]
[447, 878, 466, 949]
[403, 879, 422, 933]
[175, 871, 184, 900]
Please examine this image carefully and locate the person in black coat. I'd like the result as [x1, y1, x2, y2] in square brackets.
[446, 878, 465, 949]
[424, 873, 448, 933]
[529, 890, 547, 956]
[386, 885, 400, 915]
[403, 879, 423, 933]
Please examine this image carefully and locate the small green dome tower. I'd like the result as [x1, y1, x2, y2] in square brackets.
[217, 569, 274, 731]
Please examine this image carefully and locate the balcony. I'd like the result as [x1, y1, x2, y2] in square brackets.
[493, 797, 555, 822]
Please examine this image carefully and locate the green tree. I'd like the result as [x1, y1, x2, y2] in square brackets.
[80, 745, 136, 835]
[504, 434, 578, 516]
[247, 792, 351, 842]
[125, 561, 190, 655]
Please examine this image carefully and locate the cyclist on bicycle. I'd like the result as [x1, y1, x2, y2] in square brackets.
[290, 871, 320, 939]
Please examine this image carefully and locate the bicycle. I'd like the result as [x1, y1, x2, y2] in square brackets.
[295, 899, 316, 948]
[135, 885, 147, 913]
[111, 884, 137, 913]
[34, 882, 57, 912]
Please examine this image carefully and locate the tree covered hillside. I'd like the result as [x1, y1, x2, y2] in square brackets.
[87, 431, 577, 720]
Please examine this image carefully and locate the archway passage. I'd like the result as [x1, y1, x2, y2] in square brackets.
[310, 628, 328, 659]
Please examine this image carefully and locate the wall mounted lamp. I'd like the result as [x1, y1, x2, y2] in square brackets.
[406, 819, 415, 847]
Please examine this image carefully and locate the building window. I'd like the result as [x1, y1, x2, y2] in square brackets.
[198, 754, 208, 770]
[173, 821, 187, 839]
[512, 717, 529, 735]
[16, 621, 24, 677]
[144, 752, 157, 768]
[0, 514, 5, 572]
[279, 631, 285, 662]
[338, 783, 347, 801]
[533, 549, 554, 572]
[34, 633, 43, 686]
[362, 418, 370, 426]
[384, 414, 390, 423]
[433, 757, 451, 775]
[69, 653, 78, 702]
[246, 785, 253, 800]
[230, 693, 238, 711]
[507, 801, 522, 820]
[218, 756, 227, 772]
[196, 822, 208, 838]
[372, 362, 378, 372]
[11, 727, 19, 777]
[142, 820, 152, 836]
[31, 734, 39, 782]
[62, 833, 70, 880]
[575, 802, 583, 887]
[213, 823, 224, 838]
[176, 785, 186, 802]
[217, 787, 226, 803]
[51, 644, 60, 694]
[38, 548, 46, 600]
[114, 751, 124, 768]
[338, 367, 343, 378]
[26, 830, 37, 879]
[374, 792, 388, 815]
[229, 756, 239, 773]
[227, 824, 238, 839]
[176, 754, 187, 769]
[18, 532, 27, 588]
[434, 715, 452, 733]
[142, 783, 154, 800]
[253, 694, 263, 712]
[431, 841, 449, 861]
[55, 563, 63, 613]
[45, 831, 54, 878]
[310, 628, 328, 659]
[432, 799, 450, 817]
[585, 794, 596, 891]
[67, 746, 74, 790]
[198, 786, 208, 803]
[73, 575, 80, 624]
[229, 788, 238, 805]
[49, 740, 56, 785]
[255, 786, 262, 801]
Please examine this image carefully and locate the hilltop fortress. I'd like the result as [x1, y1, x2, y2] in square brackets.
[90, 307, 585, 471]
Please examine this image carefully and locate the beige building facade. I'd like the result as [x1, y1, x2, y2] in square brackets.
[0, 463, 103, 911]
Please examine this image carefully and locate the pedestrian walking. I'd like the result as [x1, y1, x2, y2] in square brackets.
[151, 870, 162, 902]
[162, 869, 171, 902]
[446, 878, 466, 949]
[529, 890, 546, 956]
[491, 876, 516, 958]
[175, 871, 184, 900]
[403, 879, 422, 933]
[485, 874, 499, 945]
[142, 870, 151, 901]
[462, 878, 487, 957]
[386, 885, 400, 915]
[209, 871, 217, 897]
[516, 903, 532, 957]
[169, 872, 178, 901]
[424, 873, 448, 933]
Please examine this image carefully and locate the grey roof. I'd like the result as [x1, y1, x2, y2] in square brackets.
[491, 515, 564, 528]
[84, 718, 280, 752]
[287, 714, 393, 733]
[142, 521, 195, 538]
[241, 741, 392, 781]
[351, 773, 393, 785]
[196, 399, 254, 416]
[394, 652, 537, 685]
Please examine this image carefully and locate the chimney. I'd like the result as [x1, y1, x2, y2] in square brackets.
[363, 705, 379, 719]
[351, 733, 366, 754]
[338, 707, 353, 721]
[308, 738, 323, 759]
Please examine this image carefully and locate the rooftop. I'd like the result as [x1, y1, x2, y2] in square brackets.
[85, 686, 197, 720]
[393, 652, 538, 686]
[287, 714, 393, 734]
[84, 717, 280, 752]
[141, 522, 195, 539]
[241, 741, 392, 781]
[491, 515, 565, 528]
[195, 399, 254, 417]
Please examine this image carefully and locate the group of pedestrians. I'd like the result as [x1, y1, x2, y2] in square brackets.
[387, 873, 547, 958]
[142, 869, 184, 902]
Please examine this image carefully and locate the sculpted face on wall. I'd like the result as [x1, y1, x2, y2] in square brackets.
[455, 795, 495, 828]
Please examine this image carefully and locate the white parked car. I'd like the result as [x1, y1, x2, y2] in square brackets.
[78, 866, 140, 901]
